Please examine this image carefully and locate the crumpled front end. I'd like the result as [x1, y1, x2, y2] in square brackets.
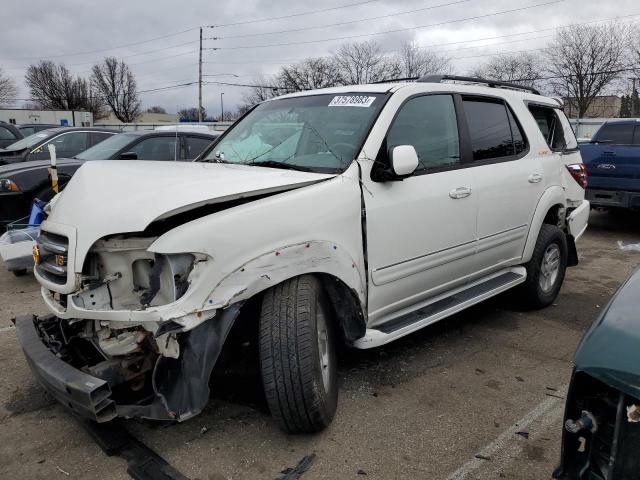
[15, 306, 239, 422]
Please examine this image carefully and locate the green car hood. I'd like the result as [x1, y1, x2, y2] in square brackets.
[574, 267, 640, 400]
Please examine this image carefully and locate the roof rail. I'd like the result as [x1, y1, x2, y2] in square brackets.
[371, 76, 420, 84]
[417, 74, 541, 95]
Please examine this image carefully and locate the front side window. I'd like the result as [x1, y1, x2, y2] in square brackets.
[595, 124, 635, 145]
[202, 93, 387, 173]
[184, 136, 214, 159]
[386, 94, 460, 172]
[463, 98, 527, 161]
[129, 136, 178, 161]
[47, 132, 89, 153]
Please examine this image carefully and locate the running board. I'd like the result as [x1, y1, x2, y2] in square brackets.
[353, 267, 526, 349]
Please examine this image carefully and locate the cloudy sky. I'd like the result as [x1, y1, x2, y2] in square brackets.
[1, 0, 637, 117]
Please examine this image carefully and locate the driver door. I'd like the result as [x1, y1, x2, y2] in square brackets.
[362, 94, 477, 326]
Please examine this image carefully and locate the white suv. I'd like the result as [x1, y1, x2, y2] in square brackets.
[17, 76, 589, 433]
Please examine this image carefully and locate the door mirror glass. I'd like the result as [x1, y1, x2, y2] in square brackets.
[119, 151, 138, 160]
[389, 145, 419, 177]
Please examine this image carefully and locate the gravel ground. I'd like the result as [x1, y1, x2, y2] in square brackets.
[1, 209, 639, 480]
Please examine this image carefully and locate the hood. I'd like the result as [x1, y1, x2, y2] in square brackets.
[574, 267, 640, 399]
[0, 158, 80, 177]
[46, 160, 335, 263]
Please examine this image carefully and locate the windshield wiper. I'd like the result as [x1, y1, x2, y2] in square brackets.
[245, 160, 315, 172]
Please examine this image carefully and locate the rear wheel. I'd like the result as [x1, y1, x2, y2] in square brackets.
[259, 275, 338, 433]
[518, 224, 568, 309]
[12, 269, 27, 277]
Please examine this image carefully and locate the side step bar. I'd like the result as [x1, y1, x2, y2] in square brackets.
[353, 267, 526, 349]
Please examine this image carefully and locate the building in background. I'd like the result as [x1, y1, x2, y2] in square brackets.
[0, 109, 93, 127]
[98, 111, 179, 124]
[564, 95, 622, 118]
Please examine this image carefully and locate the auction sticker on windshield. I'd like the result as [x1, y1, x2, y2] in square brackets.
[328, 95, 376, 107]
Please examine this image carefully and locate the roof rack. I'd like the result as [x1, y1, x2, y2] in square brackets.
[371, 76, 420, 84]
[417, 74, 541, 95]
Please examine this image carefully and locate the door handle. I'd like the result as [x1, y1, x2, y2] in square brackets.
[449, 186, 472, 199]
[603, 151, 616, 156]
[528, 173, 543, 183]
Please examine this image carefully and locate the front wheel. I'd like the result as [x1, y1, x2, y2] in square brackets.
[518, 224, 568, 309]
[259, 275, 338, 433]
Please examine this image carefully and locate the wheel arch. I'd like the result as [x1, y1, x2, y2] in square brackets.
[522, 186, 566, 263]
[209, 241, 367, 343]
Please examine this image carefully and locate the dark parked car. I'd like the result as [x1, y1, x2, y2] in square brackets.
[0, 129, 218, 226]
[554, 267, 640, 479]
[16, 123, 59, 137]
[0, 127, 118, 165]
[580, 119, 640, 210]
[0, 122, 24, 149]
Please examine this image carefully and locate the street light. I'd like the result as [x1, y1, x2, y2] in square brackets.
[220, 92, 224, 122]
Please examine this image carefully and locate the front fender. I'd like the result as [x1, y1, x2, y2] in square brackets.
[521, 186, 566, 262]
[203, 240, 365, 309]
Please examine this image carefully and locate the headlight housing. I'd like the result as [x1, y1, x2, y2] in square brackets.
[0, 179, 20, 192]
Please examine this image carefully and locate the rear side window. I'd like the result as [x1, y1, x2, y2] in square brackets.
[0, 126, 17, 140]
[462, 98, 527, 161]
[91, 132, 115, 145]
[596, 124, 635, 145]
[528, 105, 570, 151]
[386, 94, 460, 172]
[634, 127, 640, 145]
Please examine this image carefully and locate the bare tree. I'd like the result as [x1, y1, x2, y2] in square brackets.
[146, 106, 167, 114]
[25, 61, 105, 117]
[333, 40, 400, 84]
[0, 68, 18, 106]
[277, 57, 343, 92]
[471, 53, 542, 88]
[544, 23, 628, 117]
[91, 57, 141, 123]
[242, 75, 280, 106]
[394, 42, 452, 78]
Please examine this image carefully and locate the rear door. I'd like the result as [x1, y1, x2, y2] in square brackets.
[585, 123, 640, 192]
[465, 97, 544, 278]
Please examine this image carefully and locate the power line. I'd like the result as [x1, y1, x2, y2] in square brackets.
[208, 0, 564, 50]
[208, 0, 382, 28]
[2, 28, 199, 61]
[216, 0, 474, 40]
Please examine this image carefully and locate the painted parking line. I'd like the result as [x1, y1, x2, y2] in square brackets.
[0, 326, 16, 334]
[446, 385, 569, 480]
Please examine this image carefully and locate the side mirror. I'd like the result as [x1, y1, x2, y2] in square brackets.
[119, 151, 138, 160]
[389, 145, 419, 177]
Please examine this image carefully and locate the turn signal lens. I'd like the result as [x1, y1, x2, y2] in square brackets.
[0, 178, 20, 192]
[566, 164, 587, 189]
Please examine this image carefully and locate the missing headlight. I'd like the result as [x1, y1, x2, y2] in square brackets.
[137, 253, 195, 307]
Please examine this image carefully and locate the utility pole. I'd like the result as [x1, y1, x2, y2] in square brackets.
[220, 92, 224, 122]
[198, 27, 203, 123]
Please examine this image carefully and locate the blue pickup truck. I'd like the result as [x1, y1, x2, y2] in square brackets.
[580, 119, 640, 209]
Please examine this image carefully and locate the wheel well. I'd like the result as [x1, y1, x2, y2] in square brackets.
[316, 273, 367, 343]
[542, 204, 566, 229]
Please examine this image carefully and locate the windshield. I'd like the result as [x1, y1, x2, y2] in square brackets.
[202, 93, 387, 172]
[5, 131, 50, 151]
[75, 133, 137, 160]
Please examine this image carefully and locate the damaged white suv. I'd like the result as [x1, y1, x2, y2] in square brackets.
[16, 75, 589, 433]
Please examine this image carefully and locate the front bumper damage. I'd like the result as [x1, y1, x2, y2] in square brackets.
[15, 305, 240, 423]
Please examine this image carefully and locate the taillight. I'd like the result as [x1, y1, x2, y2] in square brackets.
[566, 163, 587, 189]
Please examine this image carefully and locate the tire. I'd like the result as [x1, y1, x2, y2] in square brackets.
[12, 269, 28, 277]
[259, 275, 338, 433]
[518, 224, 568, 309]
